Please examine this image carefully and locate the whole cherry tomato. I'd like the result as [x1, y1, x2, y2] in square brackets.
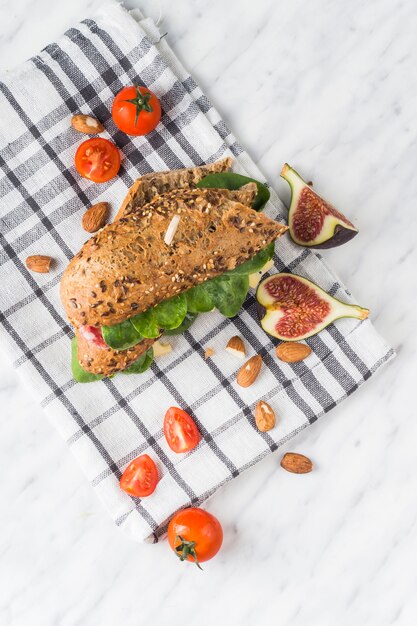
[168, 507, 223, 569]
[120, 454, 158, 497]
[164, 407, 201, 453]
[112, 85, 161, 136]
[75, 137, 120, 183]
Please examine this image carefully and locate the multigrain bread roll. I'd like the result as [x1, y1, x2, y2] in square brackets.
[75, 158, 236, 375]
[61, 187, 287, 328]
[114, 157, 233, 220]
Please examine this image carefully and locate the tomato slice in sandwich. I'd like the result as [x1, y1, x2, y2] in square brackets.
[120, 454, 158, 497]
[79, 325, 107, 349]
[164, 407, 201, 453]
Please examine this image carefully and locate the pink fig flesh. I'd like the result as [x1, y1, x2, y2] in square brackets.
[256, 273, 369, 341]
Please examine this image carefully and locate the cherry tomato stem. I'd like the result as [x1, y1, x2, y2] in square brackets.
[168, 508, 223, 567]
[112, 85, 161, 136]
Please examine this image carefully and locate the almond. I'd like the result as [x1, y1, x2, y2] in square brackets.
[281, 452, 313, 474]
[255, 400, 276, 432]
[226, 335, 246, 359]
[153, 340, 172, 357]
[25, 255, 52, 273]
[205, 347, 215, 359]
[71, 114, 104, 134]
[276, 342, 312, 363]
[82, 202, 109, 233]
[237, 355, 262, 387]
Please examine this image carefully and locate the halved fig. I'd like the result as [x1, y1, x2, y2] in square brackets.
[257, 273, 369, 341]
[281, 164, 358, 248]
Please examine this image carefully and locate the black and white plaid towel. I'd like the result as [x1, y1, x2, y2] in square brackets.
[0, 1, 394, 542]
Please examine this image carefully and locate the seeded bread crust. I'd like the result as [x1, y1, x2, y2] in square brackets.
[61, 187, 287, 328]
[77, 332, 155, 375]
[114, 157, 233, 220]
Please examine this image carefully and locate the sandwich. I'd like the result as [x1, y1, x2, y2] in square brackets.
[61, 159, 288, 382]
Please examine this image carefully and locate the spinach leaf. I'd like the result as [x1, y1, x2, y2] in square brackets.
[230, 243, 275, 275]
[197, 172, 270, 211]
[71, 337, 103, 383]
[164, 312, 198, 335]
[102, 319, 143, 350]
[154, 293, 187, 330]
[186, 283, 214, 313]
[205, 274, 250, 317]
[131, 309, 160, 338]
[122, 348, 154, 374]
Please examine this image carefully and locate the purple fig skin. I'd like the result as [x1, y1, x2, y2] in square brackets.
[304, 223, 359, 249]
[256, 302, 267, 321]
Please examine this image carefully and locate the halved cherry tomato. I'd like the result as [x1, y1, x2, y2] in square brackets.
[75, 137, 120, 183]
[164, 407, 201, 453]
[168, 507, 223, 568]
[112, 85, 161, 136]
[120, 454, 158, 497]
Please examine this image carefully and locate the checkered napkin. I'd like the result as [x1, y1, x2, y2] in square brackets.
[0, 1, 394, 542]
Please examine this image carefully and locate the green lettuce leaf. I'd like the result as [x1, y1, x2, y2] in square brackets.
[164, 312, 198, 335]
[154, 293, 187, 330]
[102, 319, 143, 350]
[186, 283, 214, 313]
[130, 309, 160, 338]
[205, 273, 250, 317]
[196, 172, 270, 211]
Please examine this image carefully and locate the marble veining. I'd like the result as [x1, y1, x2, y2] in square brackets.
[0, 0, 415, 624]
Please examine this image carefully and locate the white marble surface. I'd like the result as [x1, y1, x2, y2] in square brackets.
[0, 0, 415, 624]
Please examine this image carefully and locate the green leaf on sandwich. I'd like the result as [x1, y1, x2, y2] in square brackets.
[164, 312, 198, 335]
[154, 293, 187, 330]
[131, 309, 160, 338]
[122, 348, 154, 374]
[205, 274, 250, 318]
[71, 337, 104, 383]
[186, 283, 214, 313]
[196, 172, 270, 212]
[101, 319, 143, 350]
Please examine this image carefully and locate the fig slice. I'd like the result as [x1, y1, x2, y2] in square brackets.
[281, 164, 358, 249]
[257, 273, 369, 341]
